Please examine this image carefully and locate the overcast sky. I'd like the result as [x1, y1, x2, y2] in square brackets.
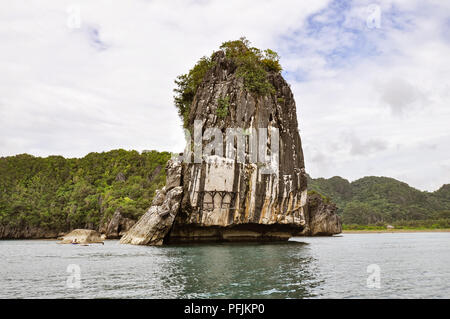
[1, 0, 449, 191]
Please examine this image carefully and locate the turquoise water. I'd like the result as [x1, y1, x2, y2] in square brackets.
[1, 233, 449, 298]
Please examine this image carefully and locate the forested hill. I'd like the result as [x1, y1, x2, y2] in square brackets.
[0, 150, 171, 237]
[307, 175, 450, 227]
[1, 150, 449, 238]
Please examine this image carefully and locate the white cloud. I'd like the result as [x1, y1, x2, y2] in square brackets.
[0, 0, 449, 191]
[0, 0, 330, 157]
[284, 0, 450, 191]
[377, 78, 429, 115]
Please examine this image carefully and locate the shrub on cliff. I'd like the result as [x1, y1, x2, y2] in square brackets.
[216, 96, 230, 118]
[174, 56, 215, 128]
[173, 37, 282, 128]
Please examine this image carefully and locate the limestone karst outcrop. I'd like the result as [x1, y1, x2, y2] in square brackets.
[59, 229, 104, 244]
[305, 193, 342, 236]
[120, 40, 341, 245]
[119, 186, 183, 245]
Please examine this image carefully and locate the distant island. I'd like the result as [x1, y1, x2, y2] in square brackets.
[308, 175, 450, 230]
[1, 149, 449, 239]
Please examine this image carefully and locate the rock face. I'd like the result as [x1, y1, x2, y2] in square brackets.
[121, 49, 341, 245]
[100, 210, 136, 239]
[120, 180, 183, 245]
[305, 194, 342, 236]
[0, 225, 60, 239]
[59, 229, 104, 244]
[169, 51, 309, 242]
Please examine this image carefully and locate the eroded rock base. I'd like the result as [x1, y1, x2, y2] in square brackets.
[166, 224, 302, 244]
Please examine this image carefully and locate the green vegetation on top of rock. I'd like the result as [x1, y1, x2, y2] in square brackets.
[220, 38, 281, 94]
[174, 56, 216, 128]
[173, 37, 282, 128]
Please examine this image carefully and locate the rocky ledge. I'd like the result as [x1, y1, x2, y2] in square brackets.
[59, 229, 104, 244]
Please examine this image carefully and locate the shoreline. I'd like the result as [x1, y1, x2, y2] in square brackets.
[2, 229, 450, 240]
[342, 229, 450, 234]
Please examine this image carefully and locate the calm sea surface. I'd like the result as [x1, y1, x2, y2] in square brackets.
[1, 233, 449, 299]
